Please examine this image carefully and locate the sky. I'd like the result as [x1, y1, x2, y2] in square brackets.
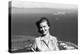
[12, 1, 77, 9]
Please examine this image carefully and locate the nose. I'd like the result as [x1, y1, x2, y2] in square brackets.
[41, 27, 45, 31]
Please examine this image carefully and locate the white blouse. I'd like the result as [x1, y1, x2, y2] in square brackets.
[32, 35, 59, 52]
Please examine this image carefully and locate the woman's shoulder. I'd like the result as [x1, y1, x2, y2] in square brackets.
[50, 35, 57, 39]
[50, 35, 58, 42]
[35, 36, 41, 41]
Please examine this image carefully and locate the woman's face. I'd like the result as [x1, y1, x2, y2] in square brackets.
[39, 21, 50, 35]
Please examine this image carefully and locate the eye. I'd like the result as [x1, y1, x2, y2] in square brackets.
[44, 26, 46, 27]
[40, 27, 42, 28]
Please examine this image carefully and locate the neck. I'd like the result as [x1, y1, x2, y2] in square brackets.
[42, 32, 50, 38]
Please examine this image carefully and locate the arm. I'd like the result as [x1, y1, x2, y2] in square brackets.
[52, 37, 59, 50]
[31, 39, 37, 52]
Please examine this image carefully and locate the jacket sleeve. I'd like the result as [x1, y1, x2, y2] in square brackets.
[31, 39, 37, 52]
[31, 38, 40, 52]
[52, 37, 59, 50]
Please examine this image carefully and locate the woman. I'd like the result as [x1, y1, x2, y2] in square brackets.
[31, 17, 59, 52]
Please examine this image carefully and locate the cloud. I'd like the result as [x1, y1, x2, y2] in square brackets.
[53, 11, 66, 15]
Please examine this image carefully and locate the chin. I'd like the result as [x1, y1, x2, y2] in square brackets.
[43, 33, 47, 35]
[41, 31, 48, 35]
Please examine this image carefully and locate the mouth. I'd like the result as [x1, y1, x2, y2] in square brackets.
[42, 30, 46, 34]
[40, 29, 47, 34]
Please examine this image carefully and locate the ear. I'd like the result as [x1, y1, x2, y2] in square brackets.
[48, 26, 50, 29]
